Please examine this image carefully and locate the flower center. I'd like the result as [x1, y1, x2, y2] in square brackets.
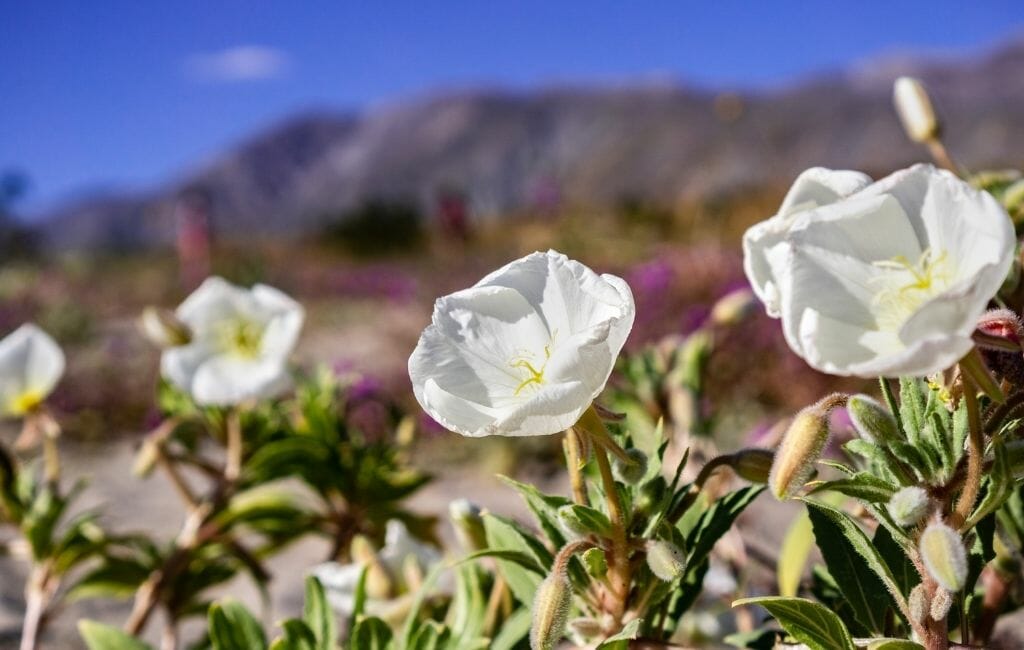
[871, 248, 953, 331]
[9, 389, 43, 416]
[510, 344, 552, 396]
[218, 319, 265, 358]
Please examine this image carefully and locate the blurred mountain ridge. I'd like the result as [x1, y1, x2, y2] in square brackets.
[39, 37, 1024, 250]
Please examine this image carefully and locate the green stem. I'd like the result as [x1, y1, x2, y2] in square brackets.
[953, 371, 983, 530]
[563, 429, 589, 506]
[591, 441, 630, 626]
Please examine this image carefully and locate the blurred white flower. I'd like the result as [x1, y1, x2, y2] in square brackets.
[409, 250, 634, 437]
[744, 164, 1014, 377]
[161, 277, 304, 406]
[0, 324, 65, 418]
[744, 167, 872, 316]
[893, 76, 940, 144]
[311, 520, 442, 622]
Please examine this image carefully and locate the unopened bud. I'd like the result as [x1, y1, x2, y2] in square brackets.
[612, 448, 648, 484]
[977, 309, 1024, 385]
[636, 475, 667, 516]
[731, 448, 773, 483]
[930, 588, 953, 621]
[920, 522, 968, 592]
[709, 288, 755, 327]
[139, 307, 191, 348]
[646, 539, 687, 582]
[847, 394, 900, 444]
[530, 567, 572, 650]
[909, 584, 928, 624]
[769, 395, 845, 500]
[1006, 179, 1024, 216]
[449, 499, 486, 551]
[888, 486, 931, 527]
[894, 77, 940, 143]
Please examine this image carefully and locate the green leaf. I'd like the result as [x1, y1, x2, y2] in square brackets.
[447, 562, 488, 645]
[454, 548, 545, 575]
[864, 640, 925, 650]
[67, 557, 151, 601]
[798, 501, 905, 626]
[684, 486, 763, 569]
[873, 525, 917, 597]
[732, 597, 855, 650]
[276, 619, 317, 650]
[303, 576, 336, 650]
[777, 509, 814, 597]
[78, 620, 154, 650]
[808, 473, 897, 503]
[561, 503, 612, 536]
[482, 514, 550, 605]
[408, 621, 450, 650]
[806, 502, 897, 634]
[208, 599, 267, 650]
[349, 617, 393, 650]
[490, 608, 531, 650]
[498, 475, 571, 546]
[597, 619, 641, 649]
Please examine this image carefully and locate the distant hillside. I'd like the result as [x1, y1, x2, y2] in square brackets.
[40, 38, 1024, 250]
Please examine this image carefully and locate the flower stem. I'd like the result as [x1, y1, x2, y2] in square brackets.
[19, 564, 52, 650]
[953, 370, 983, 530]
[225, 408, 242, 483]
[591, 439, 630, 627]
[563, 429, 589, 506]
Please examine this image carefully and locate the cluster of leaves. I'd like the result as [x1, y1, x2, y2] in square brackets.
[733, 378, 1024, 649]
[67, 369, 431, 645]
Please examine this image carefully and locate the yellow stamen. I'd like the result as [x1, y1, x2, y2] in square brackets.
[871, 248, 952, 331]
[510, 345, 552, 396]
[218, 320, 265, 358]
[9, 390, 43, 416]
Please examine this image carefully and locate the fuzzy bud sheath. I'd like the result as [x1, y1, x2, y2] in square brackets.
[612, 448, 648, 484]
[920, 521, 968, 592]
[909, 584, 928, 625]
[888, 486, 931, 528]
[847, 394, 901, 444]
[531, 541, 591, 650]
[930, 588, 953, 621]
[557, 505, 590, 539]
[646, 539, 687, 582]
[769, 394, 847, 500]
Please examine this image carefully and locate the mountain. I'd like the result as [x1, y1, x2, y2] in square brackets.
[39, 38, 1024, 250]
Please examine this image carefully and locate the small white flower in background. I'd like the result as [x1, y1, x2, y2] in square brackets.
[311, 520, 443, 621]
[893, 76, 940, 144]
[409, 250, 634, 437]
[744, 167, 872, 317]
[160, 277, 304, 406]
[0, 324, 65, 418]
[743, 164, 1014, 378]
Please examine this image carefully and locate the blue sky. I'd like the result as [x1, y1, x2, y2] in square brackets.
[2, 1, 1022, 213]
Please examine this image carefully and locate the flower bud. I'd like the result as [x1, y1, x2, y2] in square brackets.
[920, 522, 968, 592]
[909, 584, 928, 625]
[847, 394, 900, 444]
[139, 307, 192, 348]
[977, 309, 1024, 385]
[709, 288, 755, 327]
[930, 588, 953, 621]
[636, 475, 667, 516]
[769, 396, 845, 500]
[530, 568, 572, 650]
[612, 448, 648, 484]
[646, 539, 687, 582]
[730, 448, 774, 483]
[893, 77, 940, 143]
[888, 486, 931, 527]
[449, 499, 487, 551]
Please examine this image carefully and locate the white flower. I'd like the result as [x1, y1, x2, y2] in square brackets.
[408, 250, 634, 437]
[311, 520, 443, 621]
[744, 167, 872, 316]
[744, 164, 1014, 377]
[0, 324, 65, 418]
[160, 277, 304, 406]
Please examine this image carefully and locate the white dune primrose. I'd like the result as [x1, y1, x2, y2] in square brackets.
[161, 277, 304, 406]
[744, 164, 1014, 377]
[0, 324, 65, 418]
[409, 250, 635, 437]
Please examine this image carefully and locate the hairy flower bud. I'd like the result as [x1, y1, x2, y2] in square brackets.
[139, 307, 192, 348]
[530, 568, 572, 650]
[930, 588, 953, 621]
[847, 394, 900, 444]
[709, 288, 755, 327]
[612, 448, 648, 484]
[888, 486, 931, 527]
[977, 309, 1024, 385]
[646, 539, 687, 582]
[894, 77, 940, 143]
[909, 584, 928, 625]
[730, 448, 774, 483]
[920, 522, 968, 592]
[769, 395, 845, 500]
